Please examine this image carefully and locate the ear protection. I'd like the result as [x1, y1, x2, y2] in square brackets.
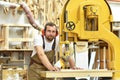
[41, 29, 58, 36]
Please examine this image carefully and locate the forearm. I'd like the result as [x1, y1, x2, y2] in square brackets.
[38, 53, 55, 71]
[68, 56, 82, 69]
[35, 46, 56, 71]
[68, 56, 75, 68]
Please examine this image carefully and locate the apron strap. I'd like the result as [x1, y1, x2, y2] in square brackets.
[41, 35, 56, 50]
[41, 35, 45, 49]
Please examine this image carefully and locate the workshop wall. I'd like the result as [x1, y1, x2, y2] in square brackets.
[0, 7, 28, 24]
[0, 0, 67, 27]
[0, 0, 120, 79]
[108, 2, 120, 21]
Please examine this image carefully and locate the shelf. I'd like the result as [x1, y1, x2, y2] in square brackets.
[0, 24, 34, 50]
[10, 60, 24, 62]
[108, 1, 120, 4]
[0, 24, 33, 70]
[113, 26, 120, 31]
[0, 39, 4, 42]
[0, 24, 31, 27]
[0, 49, 33, 51]
[9, 38, 33, 42]
[0, 57, 11, 59]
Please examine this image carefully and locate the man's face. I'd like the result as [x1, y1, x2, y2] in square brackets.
[45, 25, 57, 41]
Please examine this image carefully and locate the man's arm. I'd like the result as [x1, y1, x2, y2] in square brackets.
[68, 56, 82, 69]
[35, 46, 59, 71]
[68, 56, 75, 69]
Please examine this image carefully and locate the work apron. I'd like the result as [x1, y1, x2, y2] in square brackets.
[28, 50, 55, 80]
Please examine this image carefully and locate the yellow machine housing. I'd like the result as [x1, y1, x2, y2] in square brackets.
[59, 0, 120, 79]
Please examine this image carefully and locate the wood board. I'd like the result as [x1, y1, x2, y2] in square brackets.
[40, 69, 114, 78]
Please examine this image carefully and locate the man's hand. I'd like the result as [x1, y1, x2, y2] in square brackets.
[52, 66, 61, 71]
[71, 66, 83, 70]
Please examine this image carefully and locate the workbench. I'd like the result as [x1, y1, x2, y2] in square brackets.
[40, 69, 114, 80]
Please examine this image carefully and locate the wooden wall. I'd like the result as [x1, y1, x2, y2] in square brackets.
[1, 0, 119, 27]
[0, 0, 67, 27]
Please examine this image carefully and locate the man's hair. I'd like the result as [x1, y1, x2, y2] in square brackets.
[44, 22, 57, 32]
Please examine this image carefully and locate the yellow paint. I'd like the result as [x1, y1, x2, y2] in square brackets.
[59, 0, 120, 79]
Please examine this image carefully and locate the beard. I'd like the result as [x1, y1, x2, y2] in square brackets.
[46, 35, 55, 41]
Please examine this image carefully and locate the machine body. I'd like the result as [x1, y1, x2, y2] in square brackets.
[58, 0, 120, 79]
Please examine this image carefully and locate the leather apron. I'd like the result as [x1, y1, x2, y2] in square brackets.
[28, 50, 55, 80]
[28, 35, 62, 80]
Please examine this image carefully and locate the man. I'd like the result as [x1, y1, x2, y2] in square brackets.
[28, 22, 77, 80]
[19, 2, 78, 80]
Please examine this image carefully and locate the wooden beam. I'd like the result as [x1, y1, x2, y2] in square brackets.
[40, 69, 114, 78]
[9, 38, 33, 42]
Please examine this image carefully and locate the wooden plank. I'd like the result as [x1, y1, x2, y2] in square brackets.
[113, 26, 120, 31]
[0, 24, 31, 27]
[0, 39, 4, 41]
[40, 69, 114, 78]
[0, 49, 33, 51]
[107, 0, 120, 2]
[4, 26, 9, 49]
[9, 38, 33, 42]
